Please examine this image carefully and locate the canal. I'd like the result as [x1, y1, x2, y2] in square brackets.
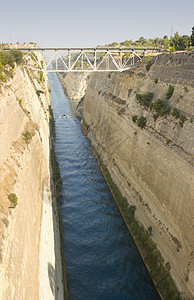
[49, 72, 160, 300]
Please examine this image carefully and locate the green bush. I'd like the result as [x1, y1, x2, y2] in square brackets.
[0, 50, 23, 68]
[170, 46, 176, 53]
[0, 61, 4, 72]
[8, 193, 18, 208]
[166, 139, 171, 145]
[0, 73, 7, 82]
[154, 78, 158, 84]
[137, 116, 146, 128]
[22, 130, 32, 144]
[179, 114, 187, 127]
[171, 108, 180, 118]
[184, 86, 188, 92]
[4, 69, 14, 78]
[171, 108, 187, 127]
[132, 115, 138, 123]
[166, 85, 174, 99]
[151, 99, 170, 116]
[36, 90, 44, 96]
[136, 92, 154, 108]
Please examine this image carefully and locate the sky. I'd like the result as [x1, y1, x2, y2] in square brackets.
[0, 0, 193, 47]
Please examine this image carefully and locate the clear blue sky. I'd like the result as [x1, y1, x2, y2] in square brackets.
[1, 0, 193, 47]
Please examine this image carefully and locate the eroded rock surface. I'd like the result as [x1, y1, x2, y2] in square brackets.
[82, 52, 194, 299]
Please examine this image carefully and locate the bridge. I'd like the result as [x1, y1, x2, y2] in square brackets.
[4, 47, 162, 72]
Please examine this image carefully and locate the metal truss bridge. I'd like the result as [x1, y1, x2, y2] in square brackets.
[4, 47, 162, 72]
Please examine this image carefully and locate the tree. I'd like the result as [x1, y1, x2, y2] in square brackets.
[191, 26, 194, 46]
[170, 32, 180, 49]
[180, 35, 190, 49]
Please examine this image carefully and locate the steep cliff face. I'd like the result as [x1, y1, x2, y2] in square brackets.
[0, 58, 63, 299]
[58, 72, 90, 100]
[83, 52, 194, 298]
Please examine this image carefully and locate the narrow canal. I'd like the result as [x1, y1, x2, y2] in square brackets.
[49, 72, 160, 300]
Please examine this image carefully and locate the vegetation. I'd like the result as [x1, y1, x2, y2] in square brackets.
[137, 116, 146, 128]
[22, 130, 32, 144]
[36, 90, 44, 96]
[184, 86, 188, 92]
[171, 108, 180, 119]
[154, 78, 158, 84]
[135, 89, 187, 127]
[135, 92, 170, 116]
[0, 49, 23, 67]
[153, 113, 158, 121]
[136, 92, 154, 107]
[151, 99, 171, 116]
[191, 26, 194, 46]
[179, 114, 187, 127]
[170, 46, 176, 53]
[98, 159, 180, 300]
[8, 193, 18, 208]
[0, 49, 23, 83]
[166, 85, 174, 99]
[171, 108, 187, 126]
[132, 115, 138, 123]
[166, 139, 171, 145]
[104, 27, 194, 51]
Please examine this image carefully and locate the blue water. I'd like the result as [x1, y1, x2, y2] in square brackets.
[49, 73, 160, 300]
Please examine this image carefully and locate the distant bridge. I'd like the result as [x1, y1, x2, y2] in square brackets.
[4, 47, 163, 72]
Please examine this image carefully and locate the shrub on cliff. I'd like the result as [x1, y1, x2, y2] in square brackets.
[151, 99, 171, 116]
[132, 115, 138, 123]
[171, 108, 187, 126]
[136, 92, 154, 108]
[137, 116, 146, 128]
[22, 130, 32, 144]
[8, 193, 18, 208]
[166, 85, 174, 99]
[36, 90, 44, 96]
[171, 108, 180, 119]
[0, 50, 23, 68]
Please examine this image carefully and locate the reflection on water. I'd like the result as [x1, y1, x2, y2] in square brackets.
[49, 72, 160, 300]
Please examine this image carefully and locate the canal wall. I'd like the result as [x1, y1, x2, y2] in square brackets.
[76, 52, 194, 299]
[0, 54, 64, 299]
[58, 72, 90, 101]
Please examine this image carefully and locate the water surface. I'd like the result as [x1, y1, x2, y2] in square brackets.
[49, 72, 160, 300]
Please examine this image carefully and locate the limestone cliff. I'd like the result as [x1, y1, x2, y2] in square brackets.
[0, 55, 64, 299]
[58, 72, 90, 100]
[82, 52, 194, 299]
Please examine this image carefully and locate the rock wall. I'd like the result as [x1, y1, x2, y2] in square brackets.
[82, 52, 194, 299]
[58, 72, 90, 100]
[0, 57, 63, 299]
